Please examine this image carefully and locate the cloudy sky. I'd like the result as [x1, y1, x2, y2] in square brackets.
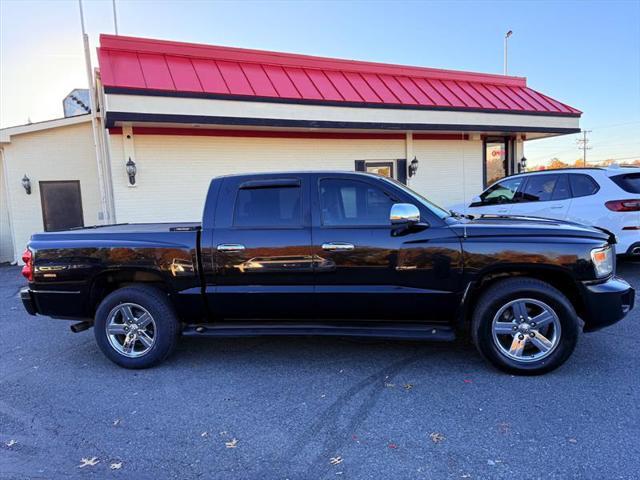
[1, 0, 638, 167]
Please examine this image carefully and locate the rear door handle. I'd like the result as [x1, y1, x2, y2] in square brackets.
[217, 244, 245, 252]
[497, 208, 509, 214]
[550, 205, 564, 209]
[322, 242, 355, 251]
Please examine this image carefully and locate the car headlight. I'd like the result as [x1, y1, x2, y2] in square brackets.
[591, 245, 614, 278]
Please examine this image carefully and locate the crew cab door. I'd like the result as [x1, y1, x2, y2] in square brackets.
[209, 174, 313, 319]
[310, 173, 463, 322]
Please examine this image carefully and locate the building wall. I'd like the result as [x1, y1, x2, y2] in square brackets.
[0, 153, 14, 263]
[2, 122, 100, 262]
[108, 133, 482, 223]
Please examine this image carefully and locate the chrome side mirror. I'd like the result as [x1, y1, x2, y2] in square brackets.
[390, 203, 420, 225]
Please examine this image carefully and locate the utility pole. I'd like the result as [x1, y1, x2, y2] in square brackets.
[112, 0, 119, 35]
[504, 30, 513, 75]
[576, 130, 592, 167]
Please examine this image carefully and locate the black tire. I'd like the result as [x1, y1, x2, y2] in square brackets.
[94, 285, 180, 369]
[471, 277, 579, 375]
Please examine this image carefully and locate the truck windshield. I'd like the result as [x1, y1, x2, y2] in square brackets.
[379, 177, 451, 220]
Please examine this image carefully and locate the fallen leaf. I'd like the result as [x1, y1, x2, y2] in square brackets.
[429, 432, 446, 443]
[110, 462, 123, 470]
[78, 457, 99, 468]
[497, 422, 510, 434]
[225, 438, 238, 448]
[568, 437, 577, 444]
[463, 379, 473, 384]
[5, 439, 17, 447]
[487, 459, 496, 466]
[329, 456, 343, 465]
[388, 443, 398, 449]
[384, 383, 395, 388]
[112, 419, 121, 426]
[201, 431, 209, 438]
[403, 383, 414, 390]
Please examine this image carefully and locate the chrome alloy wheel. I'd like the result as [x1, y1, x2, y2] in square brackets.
[106, 303, 156, 358]
[491, 298, 561, 363]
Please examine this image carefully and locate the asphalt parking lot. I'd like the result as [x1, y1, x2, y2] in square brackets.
[1, 262, 638, 480]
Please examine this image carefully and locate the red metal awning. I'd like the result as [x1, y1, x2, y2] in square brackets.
[98, 34, 580, 117]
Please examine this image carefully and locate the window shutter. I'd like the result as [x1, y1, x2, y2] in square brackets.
[397, 159, 407, 184]
[354, 160, 365, 172]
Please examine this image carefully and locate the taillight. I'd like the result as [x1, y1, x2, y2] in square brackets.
[605, 199, 640, 212]
[21, 248, 34, 282]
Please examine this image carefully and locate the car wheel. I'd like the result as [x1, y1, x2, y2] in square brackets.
[94, 285, 180, 369]
[471, 277, 579, 375]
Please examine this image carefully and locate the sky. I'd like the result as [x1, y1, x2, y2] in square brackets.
[1, 0, 639, 167]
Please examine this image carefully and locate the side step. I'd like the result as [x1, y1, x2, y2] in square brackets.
[182, 322, 456, 342]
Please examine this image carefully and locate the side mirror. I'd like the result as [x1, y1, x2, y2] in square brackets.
[390, 203, 420, 226]
[471, 195, 481, 203]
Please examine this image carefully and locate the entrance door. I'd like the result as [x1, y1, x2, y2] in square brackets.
[39, 181, 84, 231]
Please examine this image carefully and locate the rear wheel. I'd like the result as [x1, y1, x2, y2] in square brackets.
[94, 285, 179, 369]
[471, 278, 579, 375]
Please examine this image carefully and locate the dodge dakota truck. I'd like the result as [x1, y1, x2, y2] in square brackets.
[20, 171, 635, 374]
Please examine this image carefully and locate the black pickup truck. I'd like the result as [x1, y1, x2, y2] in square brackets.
[21, 171, 635, 374]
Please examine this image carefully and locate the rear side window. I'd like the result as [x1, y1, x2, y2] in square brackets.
[610, 173, 640, 193]
[234, 186, 302, 227]
[569, 174, 600, 198]
[520, 174, 565, 202]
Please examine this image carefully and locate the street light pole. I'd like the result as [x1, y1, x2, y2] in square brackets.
[504, 30, 513, 75]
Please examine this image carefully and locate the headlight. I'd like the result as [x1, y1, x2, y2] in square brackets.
[591, 245, 614, 278]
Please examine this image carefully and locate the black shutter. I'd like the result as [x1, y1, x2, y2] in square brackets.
[397, 159, 407, 184]
[355, 160, 365, 172]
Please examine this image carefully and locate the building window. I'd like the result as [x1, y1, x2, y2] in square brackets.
[355, 159, 408, 184]
[483, 137, 514, 187]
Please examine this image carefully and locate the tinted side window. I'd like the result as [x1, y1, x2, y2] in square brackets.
[320, 179, 394, 226]
[610, 173, 640, 193]
[551, 174, 571, 200]
[234, 186, 302, 227]
[478, 177, 525, 205]
[521, 174, 562, 202]
[570, 174, 600, 198]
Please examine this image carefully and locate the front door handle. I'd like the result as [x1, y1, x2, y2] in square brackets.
[497, 208, 508, 214]
[217, 244, 246, 252]
[322, 242, 355, 251]
[550, 205, 564, 209]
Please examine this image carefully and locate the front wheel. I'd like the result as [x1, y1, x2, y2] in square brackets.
[471, 278, 580, 375]
[94, 285, 180, 369]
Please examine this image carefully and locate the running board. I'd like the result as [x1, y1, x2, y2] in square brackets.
[182, 322, 456, 341]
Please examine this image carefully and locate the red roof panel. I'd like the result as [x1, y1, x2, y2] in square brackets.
[191, 59, 229, 94]
[98, 34, 581, 116]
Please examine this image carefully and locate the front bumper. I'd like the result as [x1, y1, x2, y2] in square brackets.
[581, 276, 635, 332]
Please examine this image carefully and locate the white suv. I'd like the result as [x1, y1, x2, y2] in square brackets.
[455, 166, 640, 256]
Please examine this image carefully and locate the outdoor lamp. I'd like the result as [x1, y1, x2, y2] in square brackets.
[409, 157, 419, 177]
[126, 158, 137, 186]
[21, 174, 31, 194]
[520, 156, 527, 171]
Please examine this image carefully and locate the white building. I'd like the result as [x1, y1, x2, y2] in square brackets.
[0, 34, 581, 263]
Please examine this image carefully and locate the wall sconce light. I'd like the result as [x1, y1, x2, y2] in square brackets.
[21, 174, 31, 194]
[520, 156, 527, 172]
[126, 158, 137, 186]
[408, 156, 419, 177]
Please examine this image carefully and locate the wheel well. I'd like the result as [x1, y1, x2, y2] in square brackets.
[89, 270, 169, 315]
[463, 269, 586, 326]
